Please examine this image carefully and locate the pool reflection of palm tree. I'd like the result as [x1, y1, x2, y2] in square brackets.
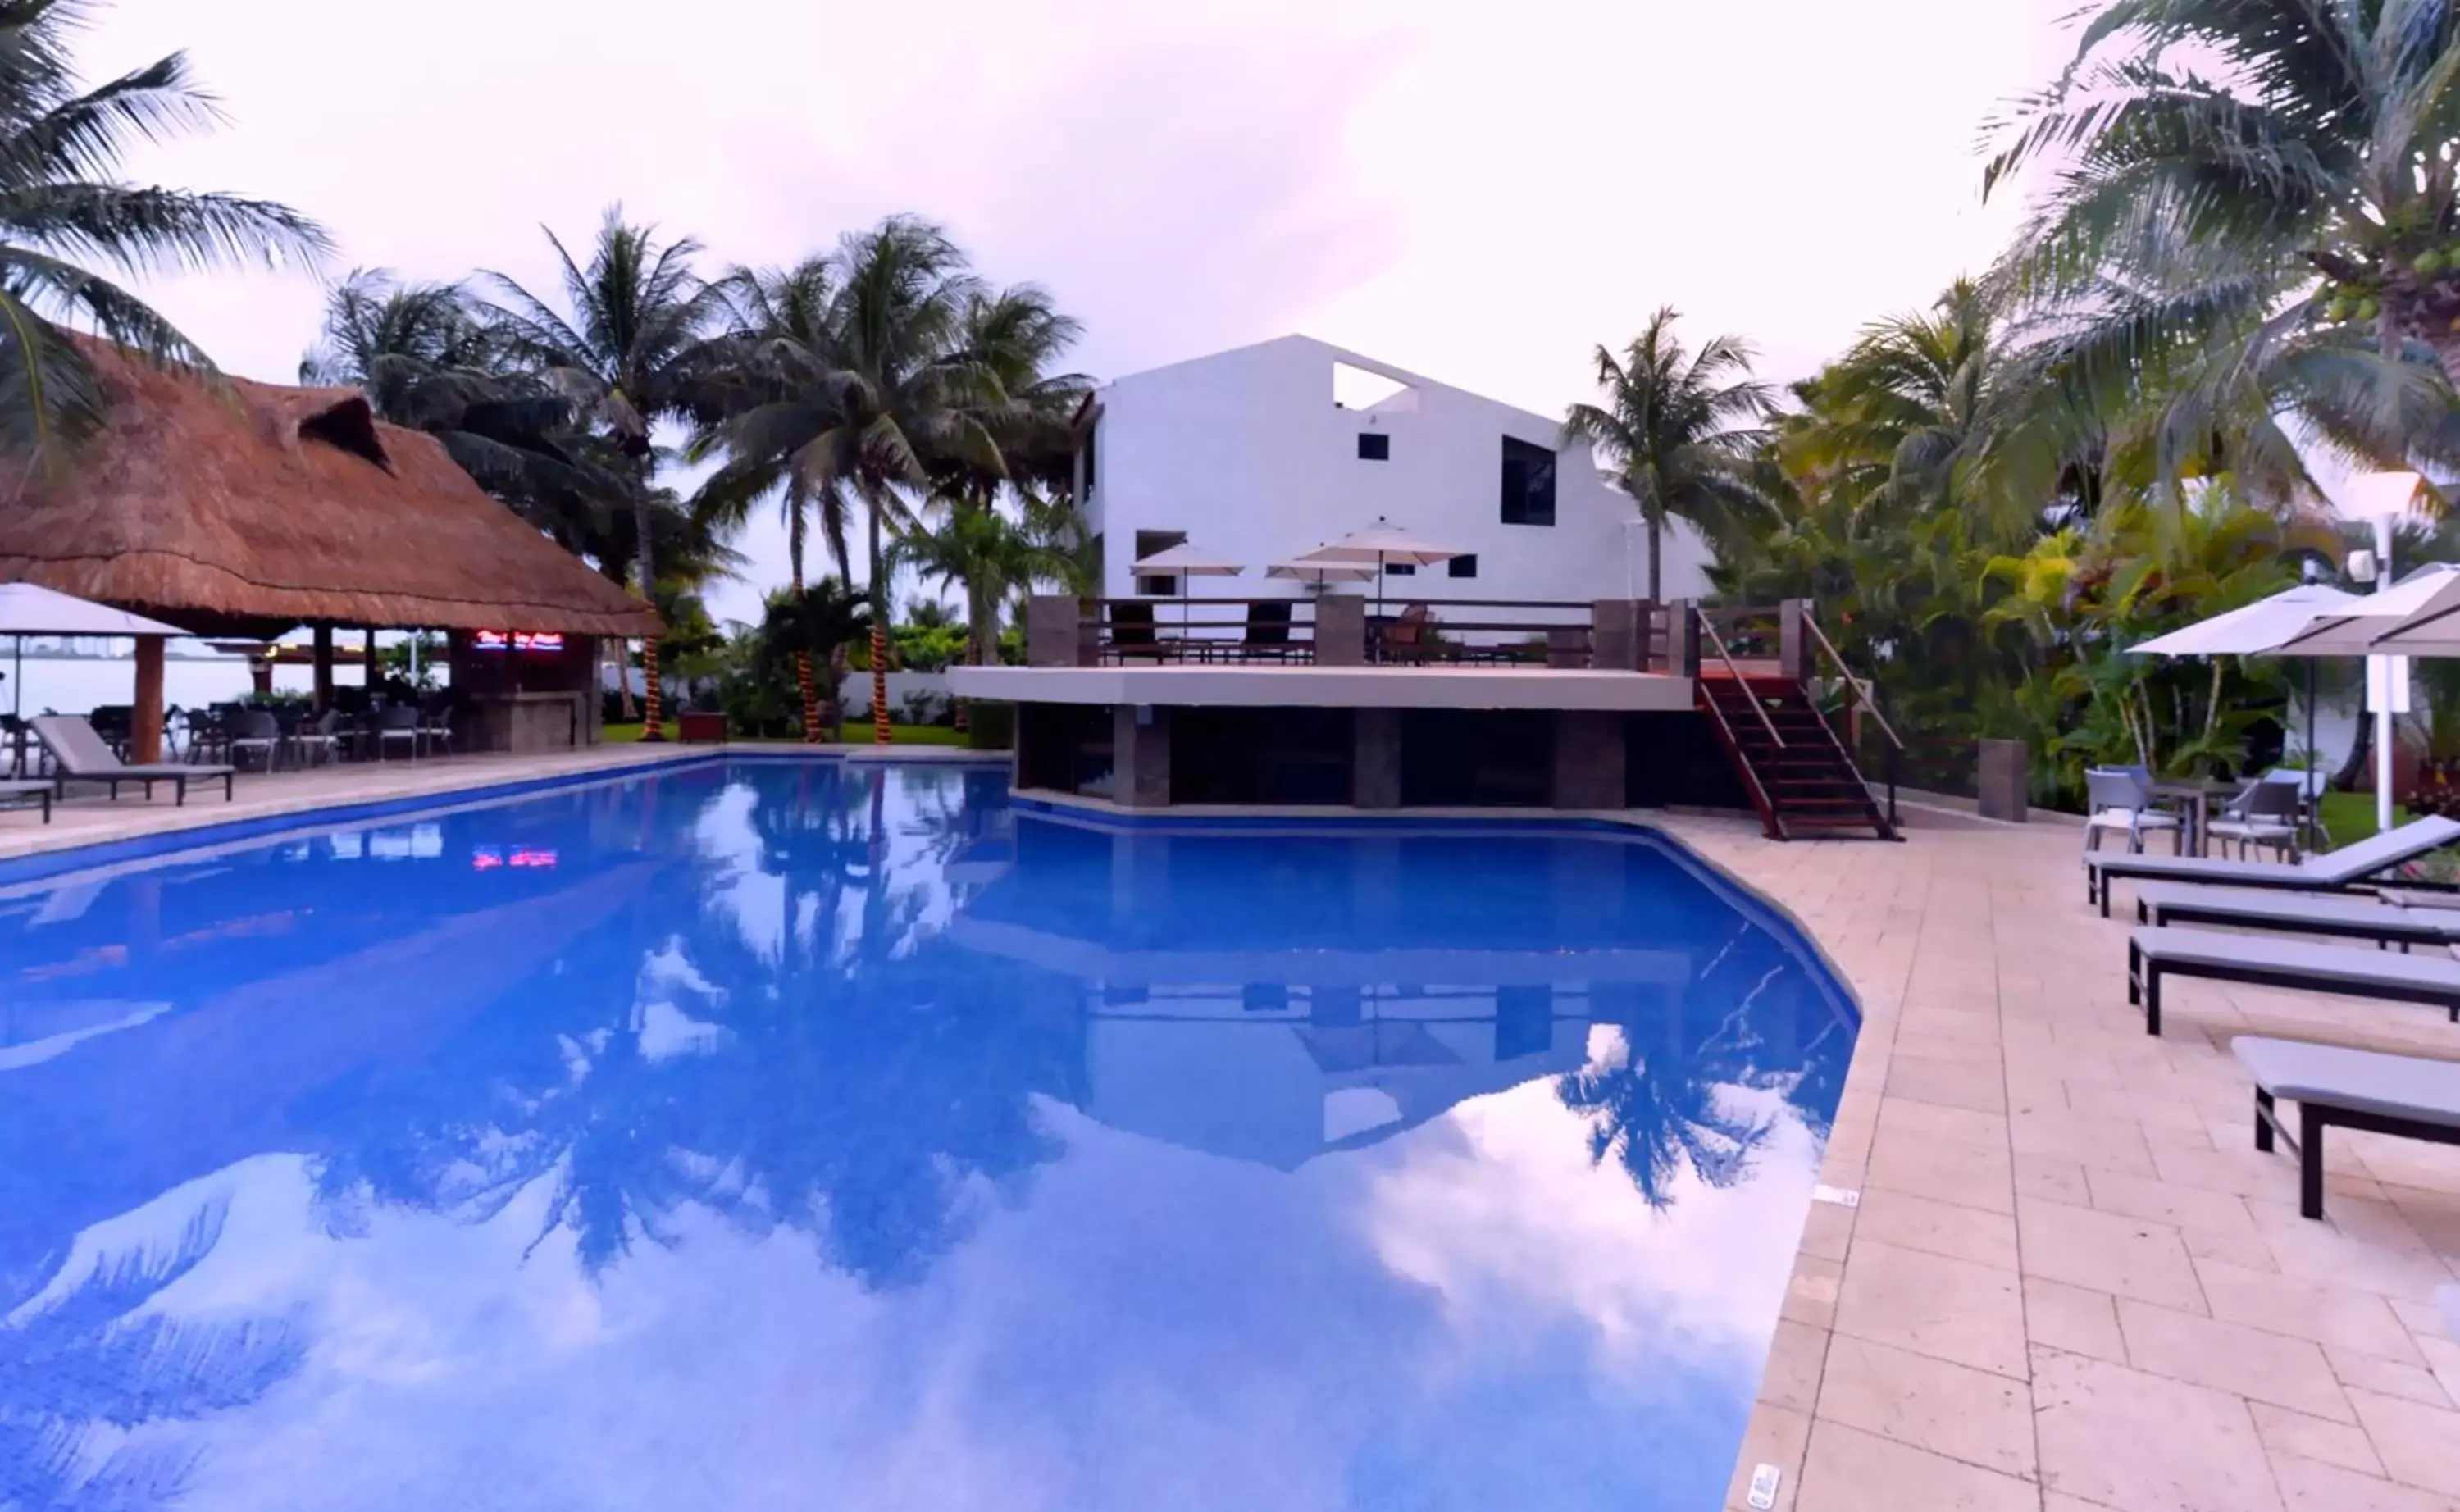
[1558, 948, 1784, 1211]
[291, 768, 1078, 1289]
[0, 1204, 305, 1508]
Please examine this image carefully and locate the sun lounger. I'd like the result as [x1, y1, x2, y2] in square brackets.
[30, 715, 235, 804]
[2126, 926, 2460, 1036]
[2134, 884, 2460, 951]
[2085, 814, 2460, 916]
[2233, 1036, 2460, 1218]
[0, 778, 50, 823]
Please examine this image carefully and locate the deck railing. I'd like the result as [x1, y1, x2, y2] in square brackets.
[1021, 593, 1844, 677]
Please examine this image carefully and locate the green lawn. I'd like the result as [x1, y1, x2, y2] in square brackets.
[2317, 791, 2407, 847]
[603, 721, 967, 747]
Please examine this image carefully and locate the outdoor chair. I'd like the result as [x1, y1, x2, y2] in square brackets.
[2127, 925, 2460, 1036]
[1109, 602, 1170, 663]
[2233, 1036, 2460, 1220]
[1240, 601, 1302, 663]
[226, 709, 281, 772]
[86, 704, 132, 757]
[2207, 779, 2303, 860]
[421, 702, 454, 757]
[2084, 768, 2183, 855]
[30, 715, 235, 804]
[375, 704, 422, 760]
[1381, 603, 1433, 664]
[0, 778, 50, 824]
[2134, 882, 2460, 951]
[292, 708, 344, 767]
[2084, 813, 2460, 915]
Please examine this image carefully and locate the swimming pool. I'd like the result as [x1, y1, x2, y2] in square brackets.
[0, 759, 1856, 1511]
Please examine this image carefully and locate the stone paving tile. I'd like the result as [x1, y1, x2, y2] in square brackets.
[1665, 815, 2460, 1512]
[1833, 1240, 2030, 1379]
[2348, 1389, 2460, 1497]
[1794, 1419, 2039, 1512]
[2034, 1345, 2284, 1512]
[1815, 1335, 2037, 1479]
[1852, 1188, 2020, 1270]
[2114, 1298, 2354, 1421]
[2018, 1196, 2208, 1311]
[2248, 1402, 2384, 1478]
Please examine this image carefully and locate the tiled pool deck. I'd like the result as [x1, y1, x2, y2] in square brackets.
[4, 754, 2455, 1511]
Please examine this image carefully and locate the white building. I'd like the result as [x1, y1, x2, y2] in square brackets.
[1074, 334, 1716, 607]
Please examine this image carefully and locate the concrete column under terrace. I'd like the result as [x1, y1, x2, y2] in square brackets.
[1551, 710, 1625, 809]
[1354, 708, 1401, 808]
[1111, 703, 1171, 808]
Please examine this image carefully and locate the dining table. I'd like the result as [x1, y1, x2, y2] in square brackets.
[2150, 777, 2244, 858]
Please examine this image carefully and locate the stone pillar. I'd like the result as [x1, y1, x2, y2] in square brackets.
[1779, 599, 1816, 682]
[1355, 707, 1401, 808]
[312, 624, 335, 710]
[1591, 599, 1642, 672]
[1552, 710, 1625, 810]
[130, 635, 165, 763]
[1667, 601, 1702, 678]
[1633, 600, 1660, 671]
[1027, 595, 1085, 667]
[1978, 738, 2029, 822]
[1314, 595, 1366, 667]
[1112, 703, 1171, 808]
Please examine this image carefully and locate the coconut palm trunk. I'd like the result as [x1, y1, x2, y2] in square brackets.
[633, 471, 665, 741]
[788, 494, 821, 743]
[868, 496, 891, 745]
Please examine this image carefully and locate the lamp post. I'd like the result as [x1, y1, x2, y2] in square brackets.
[2339, 469, 2424, 835]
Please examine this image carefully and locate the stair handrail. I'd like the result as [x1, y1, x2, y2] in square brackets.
[1697, 606, 1785, 748]
[1799, 613, 1903, 751]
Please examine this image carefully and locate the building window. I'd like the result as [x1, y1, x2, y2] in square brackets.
[1082, 421, 1097, 494]
[1137, 574, 1179, 597]
[1501, 436, 1556, 526]
[1384, 562, 1416, 576]
[1356, 431, 1389, 461]
[1448, 554, 1478, 579]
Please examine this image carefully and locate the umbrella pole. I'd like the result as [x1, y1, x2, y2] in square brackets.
[2307, 659, 2320, 854]
[9, 635, 18, 778]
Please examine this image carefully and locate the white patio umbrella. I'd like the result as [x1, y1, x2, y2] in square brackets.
[1296, 517, 1465, 622]
[2129, 581, 2358, 853]
[2260, 563, 2460, 837]
[1131, 541, 1245, 632]
[1265, 557, 1377, 585]
[0, 581, 191, 720]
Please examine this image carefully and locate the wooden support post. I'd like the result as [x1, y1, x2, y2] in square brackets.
[130, 635, 165, 763]
[312, 624, 335, 710]
[364, 627, 380, 689]
[1779, 599, 1815, 682]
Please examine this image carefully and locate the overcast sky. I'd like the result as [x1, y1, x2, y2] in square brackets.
[85, 0, 2073, 625]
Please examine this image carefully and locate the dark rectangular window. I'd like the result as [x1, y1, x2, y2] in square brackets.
[1082, 422, 1096, 493]
[1448, 553, 1478, 579]
[1356, 431, 1389, 461]
[1501, 436, 1556, 526]
[1384, 562, 1416, 576]
[1136, 574, 1178, 597]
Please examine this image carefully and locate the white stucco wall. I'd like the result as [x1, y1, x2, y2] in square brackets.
[1080, 335, 1715, 615]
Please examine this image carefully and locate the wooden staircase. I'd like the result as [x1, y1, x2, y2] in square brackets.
[1697, 674, 1900, 842]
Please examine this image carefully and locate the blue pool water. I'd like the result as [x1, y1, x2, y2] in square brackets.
[0, 761, 1856, 1511]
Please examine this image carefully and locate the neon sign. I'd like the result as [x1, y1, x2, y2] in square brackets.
[472, 846, 559, 870]
[472, 631, 566, 654]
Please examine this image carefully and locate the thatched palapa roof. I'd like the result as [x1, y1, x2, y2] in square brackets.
[0, 341, 658, 639]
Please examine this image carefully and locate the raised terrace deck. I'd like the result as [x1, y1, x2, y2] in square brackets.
[950, 594, 1905, 839]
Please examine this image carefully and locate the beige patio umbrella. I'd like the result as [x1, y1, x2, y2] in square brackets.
[1295, 517, 1465, 622]
[1132, 541, 1246, 633]
[1265, 556, 1377, 585]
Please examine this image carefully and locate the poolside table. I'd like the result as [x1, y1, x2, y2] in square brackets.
[2150, 778, 2241, 857]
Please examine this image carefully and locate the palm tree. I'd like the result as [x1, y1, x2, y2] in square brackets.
[0, 0, 328, 467]
[485, 207, 728, 740]
[1560, 308, 1775, 602]
[695, 257, 846, 740]
[891, 501, 1077, 668]
[301, 267, 618, 513]
[1984, 0, 2460, 481]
